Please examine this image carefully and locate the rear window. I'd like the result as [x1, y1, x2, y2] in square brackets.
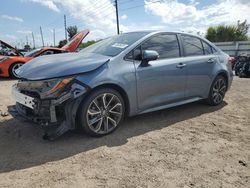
[202, 41, 213, 55]
[182, 35, 204, 56]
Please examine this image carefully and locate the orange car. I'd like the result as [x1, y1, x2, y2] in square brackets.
[0, 29, 89, 78]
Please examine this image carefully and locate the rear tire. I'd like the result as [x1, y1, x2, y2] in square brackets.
[77, 88, 125, 137]
[9, 62, 23, 78]
[206, 75, 227, 106]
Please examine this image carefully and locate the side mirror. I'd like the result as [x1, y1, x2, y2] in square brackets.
[141, 50, 159, 66]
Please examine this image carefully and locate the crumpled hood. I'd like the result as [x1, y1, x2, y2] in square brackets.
[17, 52, 110, 80]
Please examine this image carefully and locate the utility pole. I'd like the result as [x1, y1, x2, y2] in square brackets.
[26, 35, 29, 45]
[64, 15, 67, 41]
[32, 32, 35, 49]
[53, 29, 56, 47]
[40, 26, 45, 47]
[115, 0, 120, 35]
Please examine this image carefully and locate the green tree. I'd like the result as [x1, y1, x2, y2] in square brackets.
[24, 44, 31, 51]
[67, 25, 78, 40]
[236, 20, 249, 40]
[205, 20, 249, 42]
[58, 39, 67, 48]
[79, 40, 97, 49]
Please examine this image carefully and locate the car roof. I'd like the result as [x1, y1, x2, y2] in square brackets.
[123, 30, 203, 38]
[125, 30, 218, 48]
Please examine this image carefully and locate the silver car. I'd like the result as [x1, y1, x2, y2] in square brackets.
[12, 31, 233, 140]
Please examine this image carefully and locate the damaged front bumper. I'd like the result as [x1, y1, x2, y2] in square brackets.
[11, 79, 89, 140]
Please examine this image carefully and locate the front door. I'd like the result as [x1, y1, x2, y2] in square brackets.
[134, 33, 187, 111]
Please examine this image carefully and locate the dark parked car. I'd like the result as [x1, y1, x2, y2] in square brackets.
[12, 31, 233, 140]
[234, 54, 250, 77]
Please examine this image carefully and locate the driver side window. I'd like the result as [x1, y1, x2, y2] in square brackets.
[141, 34, 180, 59]
[126, 34, 180, 61]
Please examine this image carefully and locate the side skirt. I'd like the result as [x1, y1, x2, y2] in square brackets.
[137, 97, 203, 115]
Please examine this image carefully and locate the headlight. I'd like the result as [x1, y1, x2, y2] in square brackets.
[0, 57, 9, 63]
[43, 77, 74, 97]
[17, 77, 74, 98]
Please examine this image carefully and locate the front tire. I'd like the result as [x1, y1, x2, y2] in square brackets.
[206, 75, 227, 106]
[9, 62, 23, 78]
[78, 88, 125, 137]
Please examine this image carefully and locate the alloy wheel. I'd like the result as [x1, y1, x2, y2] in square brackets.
[212, 78, 226, 104]
[86, 93, 123, 134]
[12, 63, 23, 78]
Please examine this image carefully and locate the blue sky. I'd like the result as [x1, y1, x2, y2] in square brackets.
[1, 0, 249, 48]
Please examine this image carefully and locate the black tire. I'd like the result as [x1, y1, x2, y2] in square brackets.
[206, 75, 227, 106]
[77, 88, 125, 137]
[235, 68, 239, 76]
[9, 62, 23, 78]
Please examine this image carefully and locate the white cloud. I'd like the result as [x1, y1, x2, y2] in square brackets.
[144, 0, 250, 34]
[25, 0, 125, 40]
[28, 0, 60, 12]
[5, 34, 17, 40]
[1, 15, 23, 22]
[121, 14, 127, 20]
[17, 30, 32, 34]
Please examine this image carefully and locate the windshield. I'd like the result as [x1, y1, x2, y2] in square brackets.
[80, 32, 149, 57]
[24, 48, 42, 57]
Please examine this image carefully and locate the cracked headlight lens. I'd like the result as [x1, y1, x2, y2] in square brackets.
[43, 77, 74, 96]
[17, 77, 74, 98]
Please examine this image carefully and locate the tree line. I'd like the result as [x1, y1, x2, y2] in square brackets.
[205, 20, 249, 42]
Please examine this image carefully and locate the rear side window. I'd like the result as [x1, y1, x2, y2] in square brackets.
[182, 35, 203, 56]
[202, 41, 213, 55]
[141, 34, 180, 59]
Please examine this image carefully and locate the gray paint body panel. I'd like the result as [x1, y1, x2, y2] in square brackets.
[16, 31, 233, 117]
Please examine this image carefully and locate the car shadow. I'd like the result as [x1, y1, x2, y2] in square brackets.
[0, 101, 227, 173]
[0, 77, 17, 81]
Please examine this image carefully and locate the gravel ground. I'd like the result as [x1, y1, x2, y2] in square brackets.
[0, 77, 249, 188]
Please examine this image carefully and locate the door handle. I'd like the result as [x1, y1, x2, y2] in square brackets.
[176, 63, 186, 68]
[207, 58, 215, 63]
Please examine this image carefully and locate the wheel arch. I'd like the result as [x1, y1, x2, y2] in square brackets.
[216, 71, 229, 90]
[8, 61, 25, 76]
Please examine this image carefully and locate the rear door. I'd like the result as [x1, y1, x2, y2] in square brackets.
[61, 29, 89, 52]
[180, 34, 218, 98]
[133, 33, 187, 111]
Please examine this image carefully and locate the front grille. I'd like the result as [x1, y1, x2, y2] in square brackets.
[21, 90, 40, 98]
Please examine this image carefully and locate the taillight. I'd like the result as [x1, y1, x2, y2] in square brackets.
[228, 57, 235, 64]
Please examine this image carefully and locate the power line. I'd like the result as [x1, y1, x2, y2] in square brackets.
[120, 0, 162, 11]
[14, 0, 163, 48]
[66, 5, 115, 26]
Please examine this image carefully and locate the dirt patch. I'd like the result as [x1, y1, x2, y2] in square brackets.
[0, 77, 249, 187]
